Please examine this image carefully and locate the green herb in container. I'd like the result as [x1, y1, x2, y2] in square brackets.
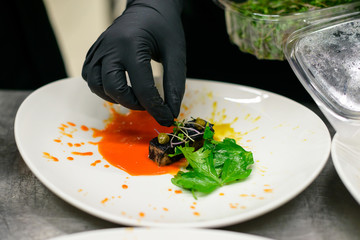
[216, 0, 360, 60]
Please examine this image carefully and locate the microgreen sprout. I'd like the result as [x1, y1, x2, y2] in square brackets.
[155, 118, 209, 148]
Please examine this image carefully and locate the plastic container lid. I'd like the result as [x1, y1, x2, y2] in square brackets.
[284, 12, 360, 139]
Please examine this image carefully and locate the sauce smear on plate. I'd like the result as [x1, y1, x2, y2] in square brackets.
[92, 108, 186, 176]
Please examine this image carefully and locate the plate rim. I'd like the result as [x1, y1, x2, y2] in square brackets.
[48, 227, 273, 240]
[331, 133, 360, 205]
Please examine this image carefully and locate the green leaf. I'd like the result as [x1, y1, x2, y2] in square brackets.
[170, 120, 254, 198]
[167, 146, 183, 157]
[213, 138, 246, 168]
[171, 171, 220, 193]
[177, 146, 220, 183]
[203, 125, 214, 140]
[221, 151, 254, 184]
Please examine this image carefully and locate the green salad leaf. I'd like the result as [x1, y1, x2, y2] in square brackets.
[171, 125, 254, 198]
[225, 0, 358, 60]
[232, 0, 356, 16]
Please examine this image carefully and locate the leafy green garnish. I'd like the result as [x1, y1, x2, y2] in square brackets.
[225, 0, 358, 60]
[231, 0, 356, 16]
[171, 125, 254, 198]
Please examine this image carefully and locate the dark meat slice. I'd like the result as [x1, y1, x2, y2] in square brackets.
[149, 120, 213, 166]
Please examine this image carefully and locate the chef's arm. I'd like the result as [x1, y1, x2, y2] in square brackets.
[82, 0, 186, 126]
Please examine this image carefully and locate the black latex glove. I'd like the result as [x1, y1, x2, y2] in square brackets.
[82, 0, 186, 126]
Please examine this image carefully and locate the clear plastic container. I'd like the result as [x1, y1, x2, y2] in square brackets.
[284, 12, 360, 140]
[215, 0, 360, 60]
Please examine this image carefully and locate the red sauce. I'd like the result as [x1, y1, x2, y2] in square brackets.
[92, 109, 186, 176]
[43, 152, 59, 162]
[67, 122, 76, 127]
[81, 125, 89, 131]
[90, 160, 101, 166]
[72, 151, 93, 156]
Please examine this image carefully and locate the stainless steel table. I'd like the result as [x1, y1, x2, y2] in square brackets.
[1, 90, 359, 240]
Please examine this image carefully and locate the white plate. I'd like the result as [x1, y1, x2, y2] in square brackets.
[49, 227, 272, 240]
[331, 134, 360, 204]
[15, 77, 331, 227]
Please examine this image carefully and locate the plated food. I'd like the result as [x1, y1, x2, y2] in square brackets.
[14, 77, 331, 227]
[149, 118, 213, 166]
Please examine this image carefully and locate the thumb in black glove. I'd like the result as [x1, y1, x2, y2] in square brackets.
[82, 0, 186, 126]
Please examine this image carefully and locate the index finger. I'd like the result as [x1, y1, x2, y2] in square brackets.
[127, 62, 174, 126]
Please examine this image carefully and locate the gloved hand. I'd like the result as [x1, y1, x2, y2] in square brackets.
[82, 0, 186, 126]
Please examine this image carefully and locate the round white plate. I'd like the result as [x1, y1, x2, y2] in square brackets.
[15, 77, 331, 227]
[49, 227, 272, 240]
[331, 133, 360, 204]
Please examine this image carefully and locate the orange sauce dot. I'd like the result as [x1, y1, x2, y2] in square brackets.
[71, 152, 93, 156]
[90, 160, 101, 166]
[88, 141, 98, 145]
[264, 189, 273, 193]
[219, 193, 224, 196]
[67, 122, 76, 127]
[64, 133, 73, 138]
[67, 157, 74, 161]
[163, 208, 168, 211]
[122, 184, 128, 189]
[190, 206, 195, 209]
[240, 194, 249, 197]
[67, 143, 73, 147]
[174, 190, 182, 194]
[101, 198, 109, 204]
[78, 189, 83, 192]
[81, 125, 89, 131]
[229, 203, 239, 209]
[43, 152, 59, 162]
[168, 188, 172, 191]
[139, 212, 145, 217]
[54, 139, 61, 143]
[193, 212, 200, 216]
[74, 143, 82, 147]
[104, 165, 110, 168]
